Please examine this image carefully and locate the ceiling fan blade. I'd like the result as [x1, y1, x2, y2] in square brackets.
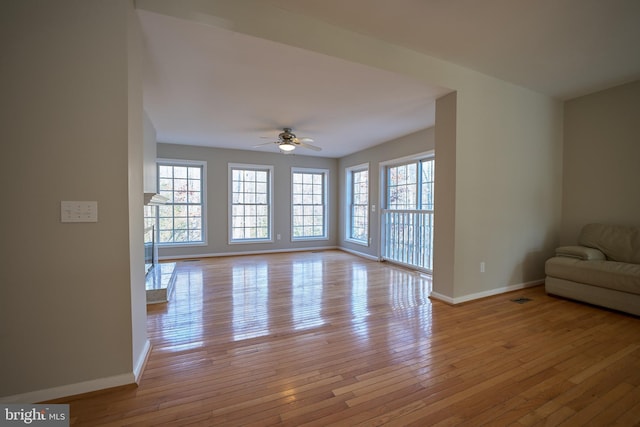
[298, 141, 322, 151]
[253, 129, 319, 152]
[253, 141, 276, 148]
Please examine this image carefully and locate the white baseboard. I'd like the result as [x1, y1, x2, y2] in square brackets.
[338, 246, 380, 261]
[429, 291, 455, 304]
[0, 373, 135, 404]
[430, 279, 544, 305]
[159, 245, 339, 261]
[133, 339, 152, 384]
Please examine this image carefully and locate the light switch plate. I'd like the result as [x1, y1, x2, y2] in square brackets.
[61, 201, 98, 223]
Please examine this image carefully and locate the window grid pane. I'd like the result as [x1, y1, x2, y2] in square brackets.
[350, 169, 369, 242]
[157, 163, 204, 244]
[292, 171, 326, 239]
[421, 159, 435, 211]
[231, 167, 270, 241]
[387, 163, 417, 210]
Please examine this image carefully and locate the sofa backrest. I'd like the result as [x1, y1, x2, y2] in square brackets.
[579, 223, 640, 264]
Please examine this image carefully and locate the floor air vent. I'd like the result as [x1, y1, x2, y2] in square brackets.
[511, 297, 532, 304]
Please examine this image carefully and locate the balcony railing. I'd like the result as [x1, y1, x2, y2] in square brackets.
[381, 209, 433, 272]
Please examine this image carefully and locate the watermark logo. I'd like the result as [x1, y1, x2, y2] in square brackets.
[1, 404, 69, 426]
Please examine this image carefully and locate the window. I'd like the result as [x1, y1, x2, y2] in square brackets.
[229, 164, 273, 243]
[157, 160, 206, 245]
[387, 158, 434, 210]
[346, 164, 369, 245]
[421, 158, 435, 210]
[387, 162, 417, 210]
[292, 168, 328, 240]
[382, 154, 435, 271]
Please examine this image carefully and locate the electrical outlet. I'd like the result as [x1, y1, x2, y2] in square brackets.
[480, 262, 486, 273]
[277, 234, 281, 240]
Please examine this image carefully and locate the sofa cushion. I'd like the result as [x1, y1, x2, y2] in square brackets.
[579, 223, 640, 264]
[545, 257, 640, 295]
[555, 245, 605, 261]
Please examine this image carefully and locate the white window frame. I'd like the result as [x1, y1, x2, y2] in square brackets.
[420, 157, 435, 211]
[291, 167, 329, 241]
[156, 158, 207, 247]
[345, 163, 369, 246]
[228, 163, 274, 244]
[380, 151, 435, 211]
[379, 151, 435, 270]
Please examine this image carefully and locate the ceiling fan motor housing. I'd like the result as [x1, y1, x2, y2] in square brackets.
[279, 128, 296, 142]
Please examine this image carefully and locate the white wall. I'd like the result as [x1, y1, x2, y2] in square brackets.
[137, 0, 563, 302]
[561, 80, 640, 243]
[0, 0, 147, 401]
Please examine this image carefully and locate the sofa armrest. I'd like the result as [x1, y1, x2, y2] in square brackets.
[555, 245, 606, 261]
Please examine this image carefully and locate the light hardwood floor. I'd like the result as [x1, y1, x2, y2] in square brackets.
[61, 250, 640, 425]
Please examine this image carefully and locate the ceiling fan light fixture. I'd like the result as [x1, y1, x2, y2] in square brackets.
[279, 142, 296, 152]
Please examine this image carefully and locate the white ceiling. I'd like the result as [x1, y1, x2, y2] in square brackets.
[266, 0, 640, 100]
[138, 1, 640, 158]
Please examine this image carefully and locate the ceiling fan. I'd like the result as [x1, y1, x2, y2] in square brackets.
[254, 128, 321, 153]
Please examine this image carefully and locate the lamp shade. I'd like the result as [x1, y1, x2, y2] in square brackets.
[279, 142, 296, 152]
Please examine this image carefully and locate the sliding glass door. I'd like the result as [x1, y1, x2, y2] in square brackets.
[381, 157, 434, 272]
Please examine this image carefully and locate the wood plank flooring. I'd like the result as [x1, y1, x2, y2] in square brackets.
[61, 250, 640, 425]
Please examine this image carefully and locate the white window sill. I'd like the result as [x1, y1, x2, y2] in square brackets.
[291, 236, 329, 242]
[345, 238, 369, 247]
[157, 241, 208, 248]
[229, 239, 274, 245]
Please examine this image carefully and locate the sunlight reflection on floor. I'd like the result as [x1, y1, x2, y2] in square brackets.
[148, 252, 433, 352]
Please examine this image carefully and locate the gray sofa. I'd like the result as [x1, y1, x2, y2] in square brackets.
[545, 223, 640, 316]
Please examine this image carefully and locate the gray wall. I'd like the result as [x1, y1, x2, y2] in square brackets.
[0, 0, 147, 399]
[157, 144, 339, 258]
[143, 111, 158, 194]
[560, 80, 640, 243]
[337, 128, 435, 259]
[433, 93, 457, 298]
[127, 4, 149, 386]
